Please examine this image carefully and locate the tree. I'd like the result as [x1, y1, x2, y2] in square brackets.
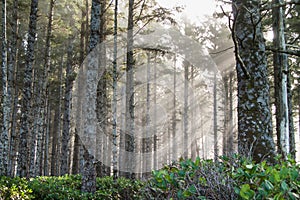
[112, 0, 118, 179]
[0, 0, 9, 176]
[123, 0, 135, 179]
[272, 0, 290, 159]
[232, 0, 276, 162]
[18, 0, 39, 178]
[81, 0, 101, 193]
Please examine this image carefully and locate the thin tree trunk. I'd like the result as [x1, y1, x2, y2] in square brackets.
[18, 0, 39, 178]
[61, 37, 74, 176]
[0, 0, 9, 176]
[172, 56, 177, 161]
[124, 0, 135, 179]
[153, 52, 157, 169]
[112, 0, 118, 179]
[228, 71, 234, 153]
[183, 61, 189, 159]
[143, 51, 151, 178]
[8, 0, 19, 177]
[272, 0, 290, 158]
[222, 72, 229, 155]
[51, 107, 60, 176]
[213, 73, 218, 161]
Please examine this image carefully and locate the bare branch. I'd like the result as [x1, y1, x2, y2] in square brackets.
[266, 46, 300, 57]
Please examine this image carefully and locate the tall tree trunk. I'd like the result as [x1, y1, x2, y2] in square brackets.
[18, 0, 39, 178]
[172, 56, 177, 161]
[213, 73, 218, 161]
[222, 72, 229, 155]
[112, 0, 118, 179]
[228, 71, 234, 153]
[143, 51, 151, 178]
[0, 0, 9, 176]
[51, 106, 60, 176]
[81, 0, 101, 193]
[183, 60, 189, 159]
[8, 0, 19, 177]
[153, 52, 157, 169]
[124, 0, 135, 179]
[272, 0, 290, 158]
[32, 0, 54, 177]
[61, 37, 74, 175]
[233, 0, 276, 162]
[287, 74, 295, 158]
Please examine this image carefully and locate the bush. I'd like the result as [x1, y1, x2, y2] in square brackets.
[143, 157, 237, 199]
[0, 176, 33, 200]
[225, 154, 300, 200]
[143, 155, 300, 200]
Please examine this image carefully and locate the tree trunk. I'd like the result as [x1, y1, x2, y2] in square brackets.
[81, 0, 101, 193]
[0, 0, 9, 176]
[222, 72, 229, 155]
[272, 0, 290, 158]
[124, 0, 135, 179]
[213, 73, 218, 161]
[183, 60, 189, 159]
[233, 0, 276, 162]
[112, 0, 118, 179]
[18, 0, 39, 178]
[61, 37, 74, 175]
[172, 56, 177, 161]
[8, 0, 19, 177]
[153, 52, 157, 169]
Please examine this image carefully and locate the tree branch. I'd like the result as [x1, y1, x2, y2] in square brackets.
[266, 46, 300, 57]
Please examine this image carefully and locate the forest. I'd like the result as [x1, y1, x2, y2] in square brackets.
[0, 0, 300, 199]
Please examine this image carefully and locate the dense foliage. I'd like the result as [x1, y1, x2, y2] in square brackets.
[1, 155, 299, 200]
[144, 155, 300, 200]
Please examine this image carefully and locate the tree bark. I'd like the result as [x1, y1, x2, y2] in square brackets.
[233, 0, 276, 162]
[0, 0, 9, 176]
[61, 37, 74, 175]
[272, 0, 290, 158]
[112, 0, 118, 179]
[81, 0, 101, 193]
[123, 0, 135, 179]
[18, 0, 39, 178]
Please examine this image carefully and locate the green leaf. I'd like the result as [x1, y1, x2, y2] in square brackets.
[245, 164, 254, 170]
[264, 180, 274, 191]
[280, 181, 288, 191]
[240, 184, 255, 200]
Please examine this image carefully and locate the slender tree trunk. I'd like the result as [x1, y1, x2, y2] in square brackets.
[222, 72, 229, 155]
[124, 0, 135, 179]
[287, 74, 295, 158]
[233, 0, 276, 162]
[8, 0, 19, 177]
[213, 73, 218, 161]
[51, 107, 60, 176]
[18, 0, 39, 178]
[153, 52, 157, 169]
[61, 37, 74, 176]
[112, 0, 118, 179]
[143, 51, 151, 178]
[272, 0, 290, 158]
[0, 0, 9, 176]
[172, 56, 177, 161]
[228, 71, 234, 153]
[183, 61, 189, 159]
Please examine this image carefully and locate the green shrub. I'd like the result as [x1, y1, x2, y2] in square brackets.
[0, 176, 33, 200]
[143, 157, 237, 199]
[224, 155, 300, 200]
[143, 155, 300, 200]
